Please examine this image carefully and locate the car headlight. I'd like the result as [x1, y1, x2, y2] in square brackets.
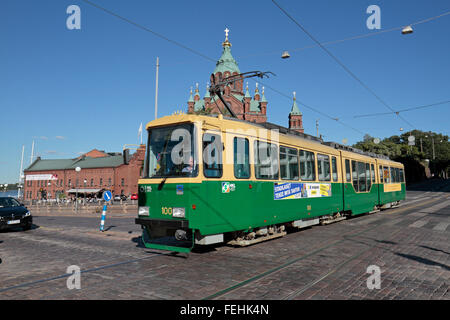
[172, 207, 185, 218]
[138, 206, 149, 216]
[24, 211, 31, 217]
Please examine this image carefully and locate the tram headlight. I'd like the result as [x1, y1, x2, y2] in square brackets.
[138, 206, 149, 216]
[172, 207, 185, 218]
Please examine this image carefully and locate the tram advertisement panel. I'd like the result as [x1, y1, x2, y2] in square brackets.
[274, 182, 331, 200]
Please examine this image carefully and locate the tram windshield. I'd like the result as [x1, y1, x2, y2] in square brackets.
[146, 123, 198, 178]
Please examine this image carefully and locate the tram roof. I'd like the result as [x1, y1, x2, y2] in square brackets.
[145, 114, 395, 163]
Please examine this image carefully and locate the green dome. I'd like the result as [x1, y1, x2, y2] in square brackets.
[213, 46, 240, 74]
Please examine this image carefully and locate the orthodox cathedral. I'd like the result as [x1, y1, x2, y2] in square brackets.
[187, 29, 304, 134]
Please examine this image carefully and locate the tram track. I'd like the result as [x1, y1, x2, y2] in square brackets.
[0, 194, 445, 298]
[202, 195, 446, 300]
[0, 251, 167, 294]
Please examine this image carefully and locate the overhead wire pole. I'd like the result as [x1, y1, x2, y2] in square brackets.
[271, 0, 416, 130]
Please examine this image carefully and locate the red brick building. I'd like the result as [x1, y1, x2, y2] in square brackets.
[187, 29, 304, 133]
[23, 146, 145, 200]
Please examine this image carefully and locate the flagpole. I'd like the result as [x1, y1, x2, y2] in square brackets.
[154, 57, 159, 120]
[18, 145, 25, 199]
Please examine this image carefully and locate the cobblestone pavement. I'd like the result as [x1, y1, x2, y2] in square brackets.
[0, 185, 448, 300]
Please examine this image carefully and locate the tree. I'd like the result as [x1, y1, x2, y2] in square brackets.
[352, 130, 449, 181]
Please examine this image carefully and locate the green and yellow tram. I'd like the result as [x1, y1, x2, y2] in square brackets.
[135, 114, 406, 253]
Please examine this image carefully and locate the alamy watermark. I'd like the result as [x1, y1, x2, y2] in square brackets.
[366, 5, 381, 30]
[66, 265, 81, 290]
[66, 5, 81, 30]
[366, 265, 381, 290]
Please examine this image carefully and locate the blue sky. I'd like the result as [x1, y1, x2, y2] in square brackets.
[1, 0, 449, 183]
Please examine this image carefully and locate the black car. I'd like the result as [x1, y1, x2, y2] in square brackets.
[0, 197, 32, 231]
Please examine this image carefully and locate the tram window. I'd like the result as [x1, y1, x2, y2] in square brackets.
[345, 159, 351, 182]
[300, 150, 315, 181]
[317, 154, 331, 181]
[203, 133, 223, 178]
[366, 163, 371, 190]
[379, 165, 383, 183]
[390, 167, 396, 183]
[396, 168, 401, 183]
[332, 157, 338, 182]
[352, 160, 358, 190]
[280, 146, 299, 180]
[358, 162, 367, 192]
[254, 140, 279, 180]
[383, 166, 390, 183]
[234, 137, 250, 179]
[399, 169, 405, 182]
[147, 123, 198, 178]
[371, 164, 375, 183]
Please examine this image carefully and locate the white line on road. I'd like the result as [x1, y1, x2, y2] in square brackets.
[409, 219, 429, 228]
[432, 222, 450, 231]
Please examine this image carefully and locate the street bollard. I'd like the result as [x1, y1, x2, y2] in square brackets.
[100, 204, 107, 232]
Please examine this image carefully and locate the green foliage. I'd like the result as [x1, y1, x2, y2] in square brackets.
[353, 130, 449, 180]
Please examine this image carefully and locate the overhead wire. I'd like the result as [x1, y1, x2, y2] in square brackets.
[271, 0, 417, 130]
[80, 0, 368, 137]
[81, 0, 444, 138]
[352, 100, 450, 118]
[240, 10, 450, 59]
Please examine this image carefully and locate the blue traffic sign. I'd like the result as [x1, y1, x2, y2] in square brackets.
[103, 191, 112, 201]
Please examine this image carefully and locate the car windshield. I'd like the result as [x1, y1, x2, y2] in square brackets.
[146, 123, 198, 178]
[0, 197, 21, 208]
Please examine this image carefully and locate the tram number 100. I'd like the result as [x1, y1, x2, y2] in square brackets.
[161, 207, 173, 215]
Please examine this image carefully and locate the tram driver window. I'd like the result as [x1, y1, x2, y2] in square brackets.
[317, 154, 331, 181]
[254, 140, 279, 180]
[203, 133, 223, 178]
[234, 137, 250, 179]
[399, 168, 405, 183]
[300, 150, 315, 181]
[280, 146, 299, 180]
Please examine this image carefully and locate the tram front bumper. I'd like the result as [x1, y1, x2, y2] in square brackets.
[135, 217, 193, 253]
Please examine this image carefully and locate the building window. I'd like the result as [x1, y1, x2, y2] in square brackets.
[280, 146, 299, 180]
[99, 178, 103, 186]
[108, 178, 111, 186]
[300, 150, 315, 181]
[121, 178, 125, 186]
[68, 179, 71, 187]
[91, 178, 94, 187]
[234, 137, 250, 179]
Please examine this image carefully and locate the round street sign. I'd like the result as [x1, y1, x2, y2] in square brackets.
[103, 191, 112, 201]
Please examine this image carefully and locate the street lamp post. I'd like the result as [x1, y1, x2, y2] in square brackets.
[75, 167, 81, 213]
